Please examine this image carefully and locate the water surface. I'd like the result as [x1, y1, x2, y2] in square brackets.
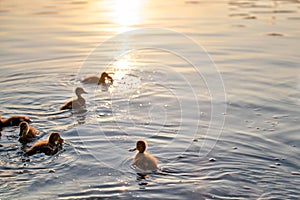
[0, 0, 300, 199]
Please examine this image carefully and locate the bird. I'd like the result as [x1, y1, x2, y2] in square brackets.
[60, 87, 87, 110]
[129, 140, 158, 172]
[18, 121, 38, 143]
[82, 72, 114, 85]
[0, 114, 31, 127]
[25, 132, 64, 156]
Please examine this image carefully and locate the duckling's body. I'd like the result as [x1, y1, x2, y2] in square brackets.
[0, 115, 31, 127]
[60, 87, 87, 110]
[130, 140, 158, 172]
[18, 121, 38, 143]
[134, 151, 158, 171]
[25, 132, 64, 156]
[82, 75, 100, 84]
[82, 72, 113, 85]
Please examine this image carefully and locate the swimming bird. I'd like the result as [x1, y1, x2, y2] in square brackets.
[60, 87, 87, 110]
[0, 115, 31, 127]
[25, 132, 64, 156]
[82, 72, 114, 85]
[18, 121, 38, 143]
[129, 140, 158, 172]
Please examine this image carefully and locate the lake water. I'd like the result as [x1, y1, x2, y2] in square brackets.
[0, 0, 299, 199]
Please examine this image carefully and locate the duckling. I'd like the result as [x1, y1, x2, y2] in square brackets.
[82, 72, 114, 85]
[129, 140, 158, 172]
[18, 121, 38, 143]
[25, 132, 64, 156]
[60, 87, 87, 110]
[0, 114, 31, 127]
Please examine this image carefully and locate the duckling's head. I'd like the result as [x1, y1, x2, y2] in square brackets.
[48, 132, 64, 145]
[101, 72, 109, 78]
[131, 140, 147, 153]
[136, 140, 147, 153]
[75, 87, 87, 96]
[19, 121, 29, 136]
[23, 116, 31, 123]
[99, 72, 113, 84]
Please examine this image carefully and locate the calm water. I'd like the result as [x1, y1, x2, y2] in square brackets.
[1, 0, 300, 199]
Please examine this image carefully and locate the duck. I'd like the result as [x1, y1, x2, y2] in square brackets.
[60, 87, 87, 110]
[82, 72, 114, 85]
[25, 132, 64, 156]
[0, 114, 31, 127]
[18, 121, 38, 143]
[129, 140, 158, 172]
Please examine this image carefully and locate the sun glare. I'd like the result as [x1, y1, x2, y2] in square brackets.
[110, 0, 144, 32]
[112, 54, 132, 80]
[107, 53, 142, 94]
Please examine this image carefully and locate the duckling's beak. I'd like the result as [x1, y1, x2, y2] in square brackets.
[83, 90, 88, 94]
[129, 147, 136, 152]
[54, 138, 64, 145]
